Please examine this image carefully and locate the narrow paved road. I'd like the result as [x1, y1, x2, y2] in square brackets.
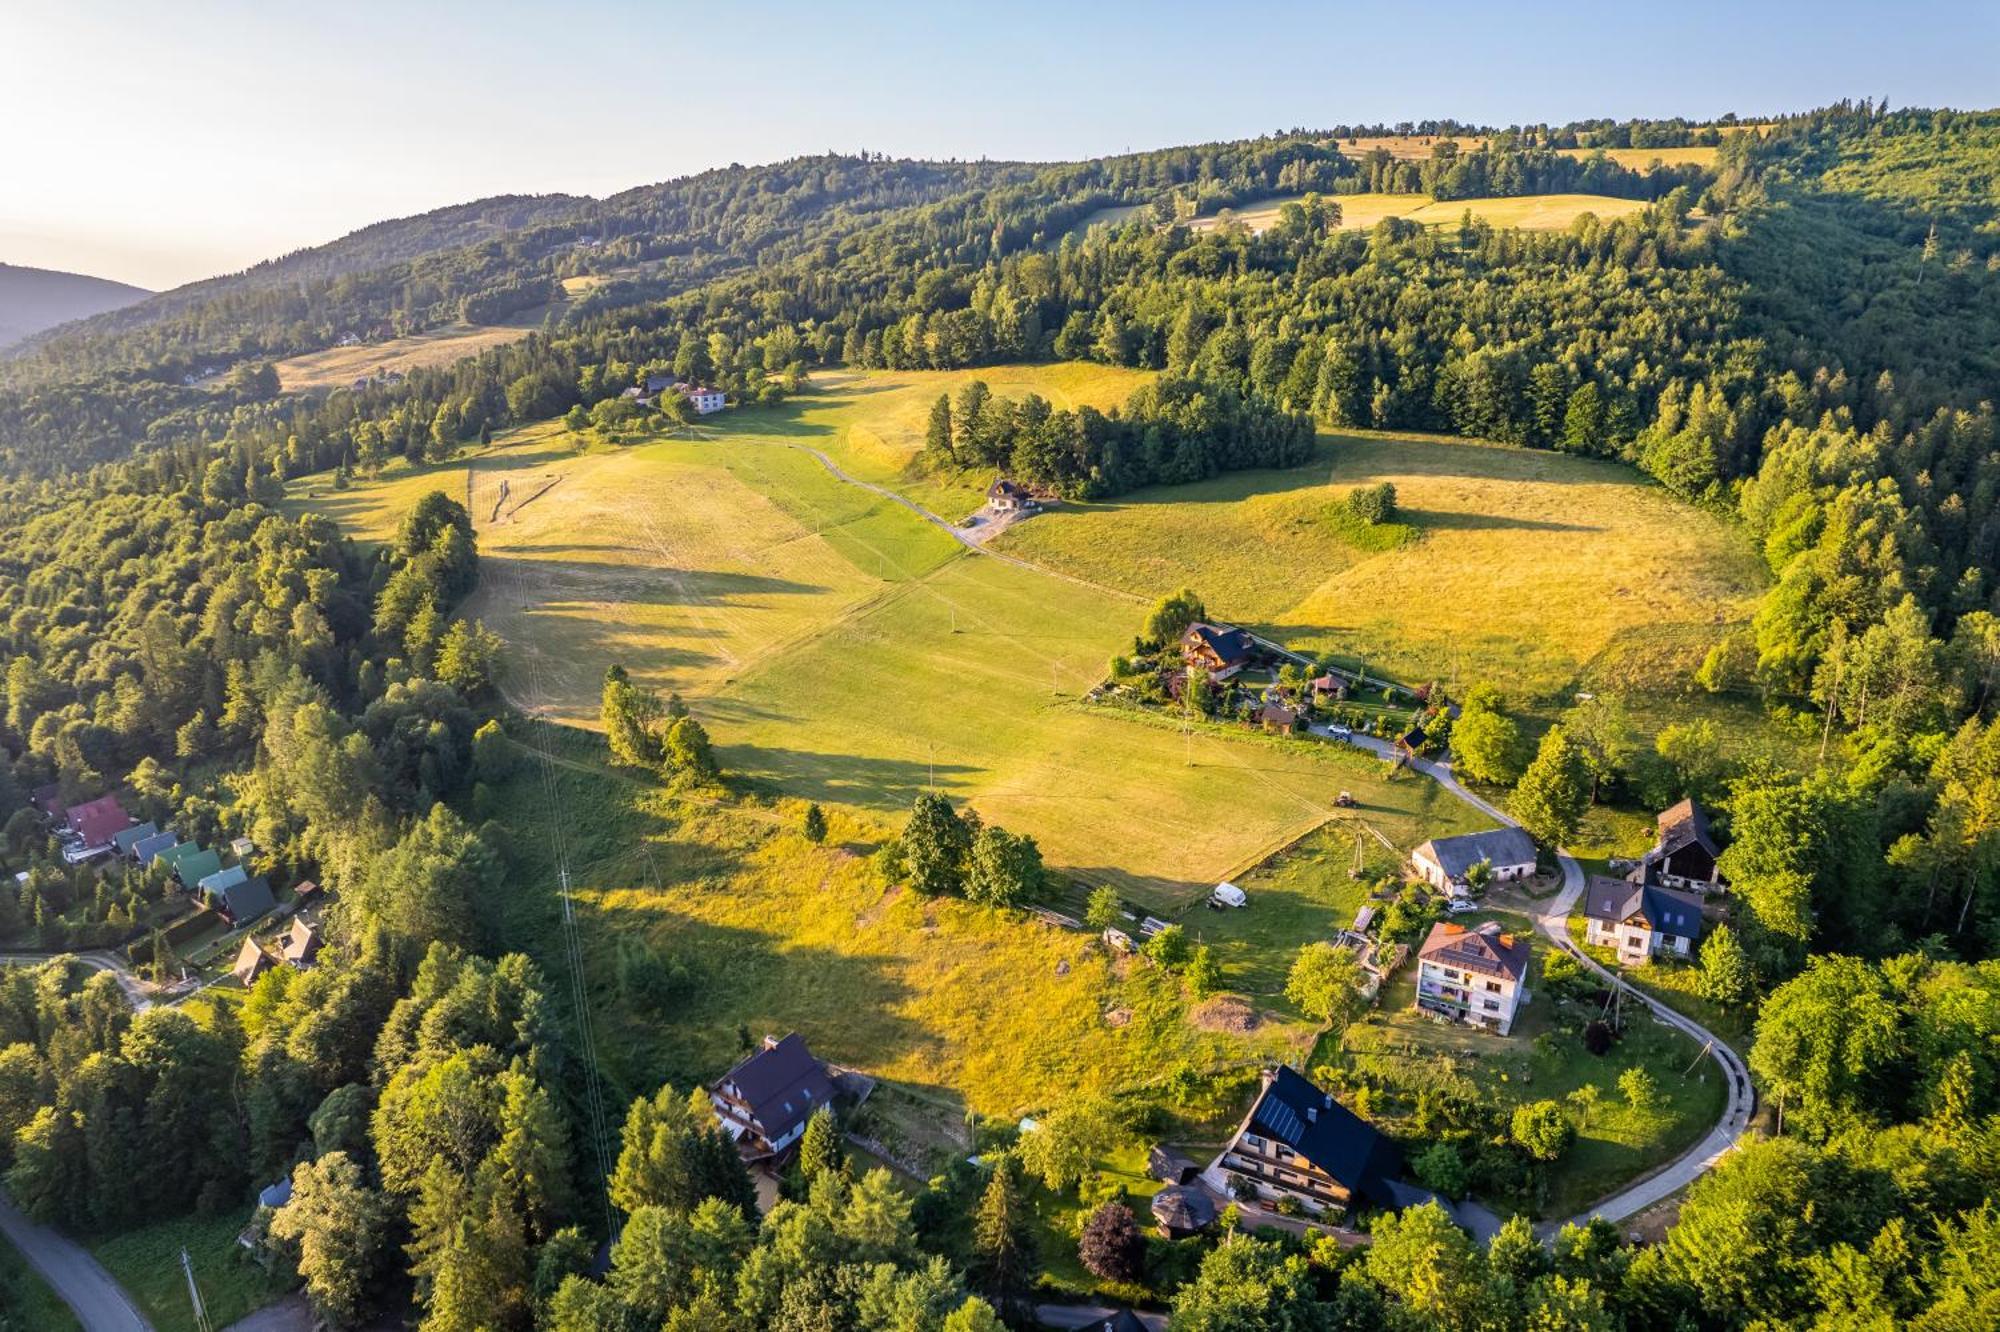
[0, 1193, 152, 1332]
[1319, 728, 1754, 1229]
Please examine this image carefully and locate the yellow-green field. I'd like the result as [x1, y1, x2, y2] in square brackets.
[270, 312, 554, 391]
[298, 373, 1493, 902]
[1189, 191, 1650, 234]
[1327, 134, 1724, 171]
[994, 430, 1767, 707]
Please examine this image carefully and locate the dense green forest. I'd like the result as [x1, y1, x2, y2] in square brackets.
[5, 103, 2000, 1330]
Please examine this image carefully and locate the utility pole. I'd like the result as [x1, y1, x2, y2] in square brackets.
[181, 1248, 212, 1332]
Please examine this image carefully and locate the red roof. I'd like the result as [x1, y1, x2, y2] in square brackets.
[66, 795, 131, 850]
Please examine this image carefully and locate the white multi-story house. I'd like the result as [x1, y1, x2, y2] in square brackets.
[1414, 920, 1530, 1034]
[1582, 875, 1706, 965]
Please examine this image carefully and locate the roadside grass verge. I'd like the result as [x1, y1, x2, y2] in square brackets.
[90, 1212, 290, 1332]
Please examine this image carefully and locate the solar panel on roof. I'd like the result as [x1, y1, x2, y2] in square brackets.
[1258, 1099, 1304, 1145]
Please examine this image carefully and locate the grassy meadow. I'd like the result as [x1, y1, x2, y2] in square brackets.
[995, 429, 1768, 714]
[267, 312, 554, 391]
[90, 1211, 291, 1332]
[1187, 191, 1650, 235]
[480, 721, 1319, 1131]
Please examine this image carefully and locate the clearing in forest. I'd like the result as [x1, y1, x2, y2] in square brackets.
[993, 428, 1767, 713]
[267, 307, 558, 391]
[1186, 191, 1651, 234]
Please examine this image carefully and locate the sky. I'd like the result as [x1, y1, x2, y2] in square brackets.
[3, 0, 1995, 291]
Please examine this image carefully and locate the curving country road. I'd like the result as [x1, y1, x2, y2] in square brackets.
[1325, 729, 1754, 1228]
[0, 1192, 152, 1332]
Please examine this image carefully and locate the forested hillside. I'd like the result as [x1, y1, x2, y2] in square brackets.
[0, 264, 150, 350]
[7, 102, 2000, 1331]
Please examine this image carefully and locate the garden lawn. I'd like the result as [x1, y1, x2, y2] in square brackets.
[90, 1212, 291, 1332]
[1339, 911, 1727, 1219]
[1568, 916, 1752, 1045]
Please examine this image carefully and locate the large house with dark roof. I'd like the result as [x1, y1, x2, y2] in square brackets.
[1414, 920, 1531, 1034]
[709, 1033, 836, 1164]
[1216, 1066, 1411, 1217]
[1583, 875, 1705, 965]
[1410, 827, 1539, 895]
[1642, 799, 1727, 892]
[1179, 622, 1255, 678]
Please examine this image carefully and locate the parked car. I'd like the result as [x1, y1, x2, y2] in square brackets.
[1446, 898, 1479, 915]
[1326, 725, 1353, 740]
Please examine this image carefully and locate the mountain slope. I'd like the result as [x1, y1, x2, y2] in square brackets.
[0, 263, 150, 349]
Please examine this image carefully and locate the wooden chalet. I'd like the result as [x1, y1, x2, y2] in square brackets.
[1180, 622, 1255, 678]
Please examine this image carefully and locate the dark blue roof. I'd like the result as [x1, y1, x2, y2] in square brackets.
[1249, 1067, 1403, 1199]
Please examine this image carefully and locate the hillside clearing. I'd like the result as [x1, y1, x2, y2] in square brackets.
[994, 429, 1767, 710]
[1188, 192, 1650, 234]
[268, 309, 555, 391]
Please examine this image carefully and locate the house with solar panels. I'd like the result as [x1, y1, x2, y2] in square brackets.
[1215, 1065, 1439, 1219]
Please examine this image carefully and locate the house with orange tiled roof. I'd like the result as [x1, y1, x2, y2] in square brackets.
[1413, 920, 1531, 1035]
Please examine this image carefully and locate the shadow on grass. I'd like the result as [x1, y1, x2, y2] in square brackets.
[710, 744, 984, 811]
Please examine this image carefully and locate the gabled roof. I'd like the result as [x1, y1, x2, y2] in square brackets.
[1257, 702, 1298, 727]
[66, 795, 131, 849]
[714, 1033, 834, 1146]
[232, 937, 274, 986]
[1181, 622, 1254, 665]
[133, 831, 179, 864]
[1583, 875, 1704, 937]
[112, 821, 158, 855]
[282, 916, 322, 967]
[216, 875, 275, 924]
[988, 478, 1031, 501]
[171, 847, 223, 885]
[1245, 1066, 1403, 1198]
[1656, 798, 1720, 859]
[1414, 827, 1538, 879]
[1419, 920, 1530, 982]
[200, 864, 249, 897]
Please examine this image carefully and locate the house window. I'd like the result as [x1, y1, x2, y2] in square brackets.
[1627, 936, 1646, 950]
[1484, 999, 1500, 1012]
[1484, 981, 1501, 993]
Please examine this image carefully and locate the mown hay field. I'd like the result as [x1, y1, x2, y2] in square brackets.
[994, 428, 1767, 711]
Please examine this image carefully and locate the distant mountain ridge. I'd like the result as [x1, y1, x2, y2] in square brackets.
[0, 263, 150, 349]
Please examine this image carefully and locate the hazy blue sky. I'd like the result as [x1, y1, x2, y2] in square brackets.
[3, 0, 1994, 290]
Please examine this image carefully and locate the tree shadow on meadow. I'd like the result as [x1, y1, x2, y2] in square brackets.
[578, 897, 945, 1104]
[709, 743, 985, 812]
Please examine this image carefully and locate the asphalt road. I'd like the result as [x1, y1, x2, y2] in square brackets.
[0, 949, 154, 1010]
[1322, 728, 1754, 1229]
[0, 1192, 152, 1332]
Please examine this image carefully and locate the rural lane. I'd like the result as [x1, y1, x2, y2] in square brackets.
[1322, 729, 1755, 1229]
[0, 1192, 152, 1332]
